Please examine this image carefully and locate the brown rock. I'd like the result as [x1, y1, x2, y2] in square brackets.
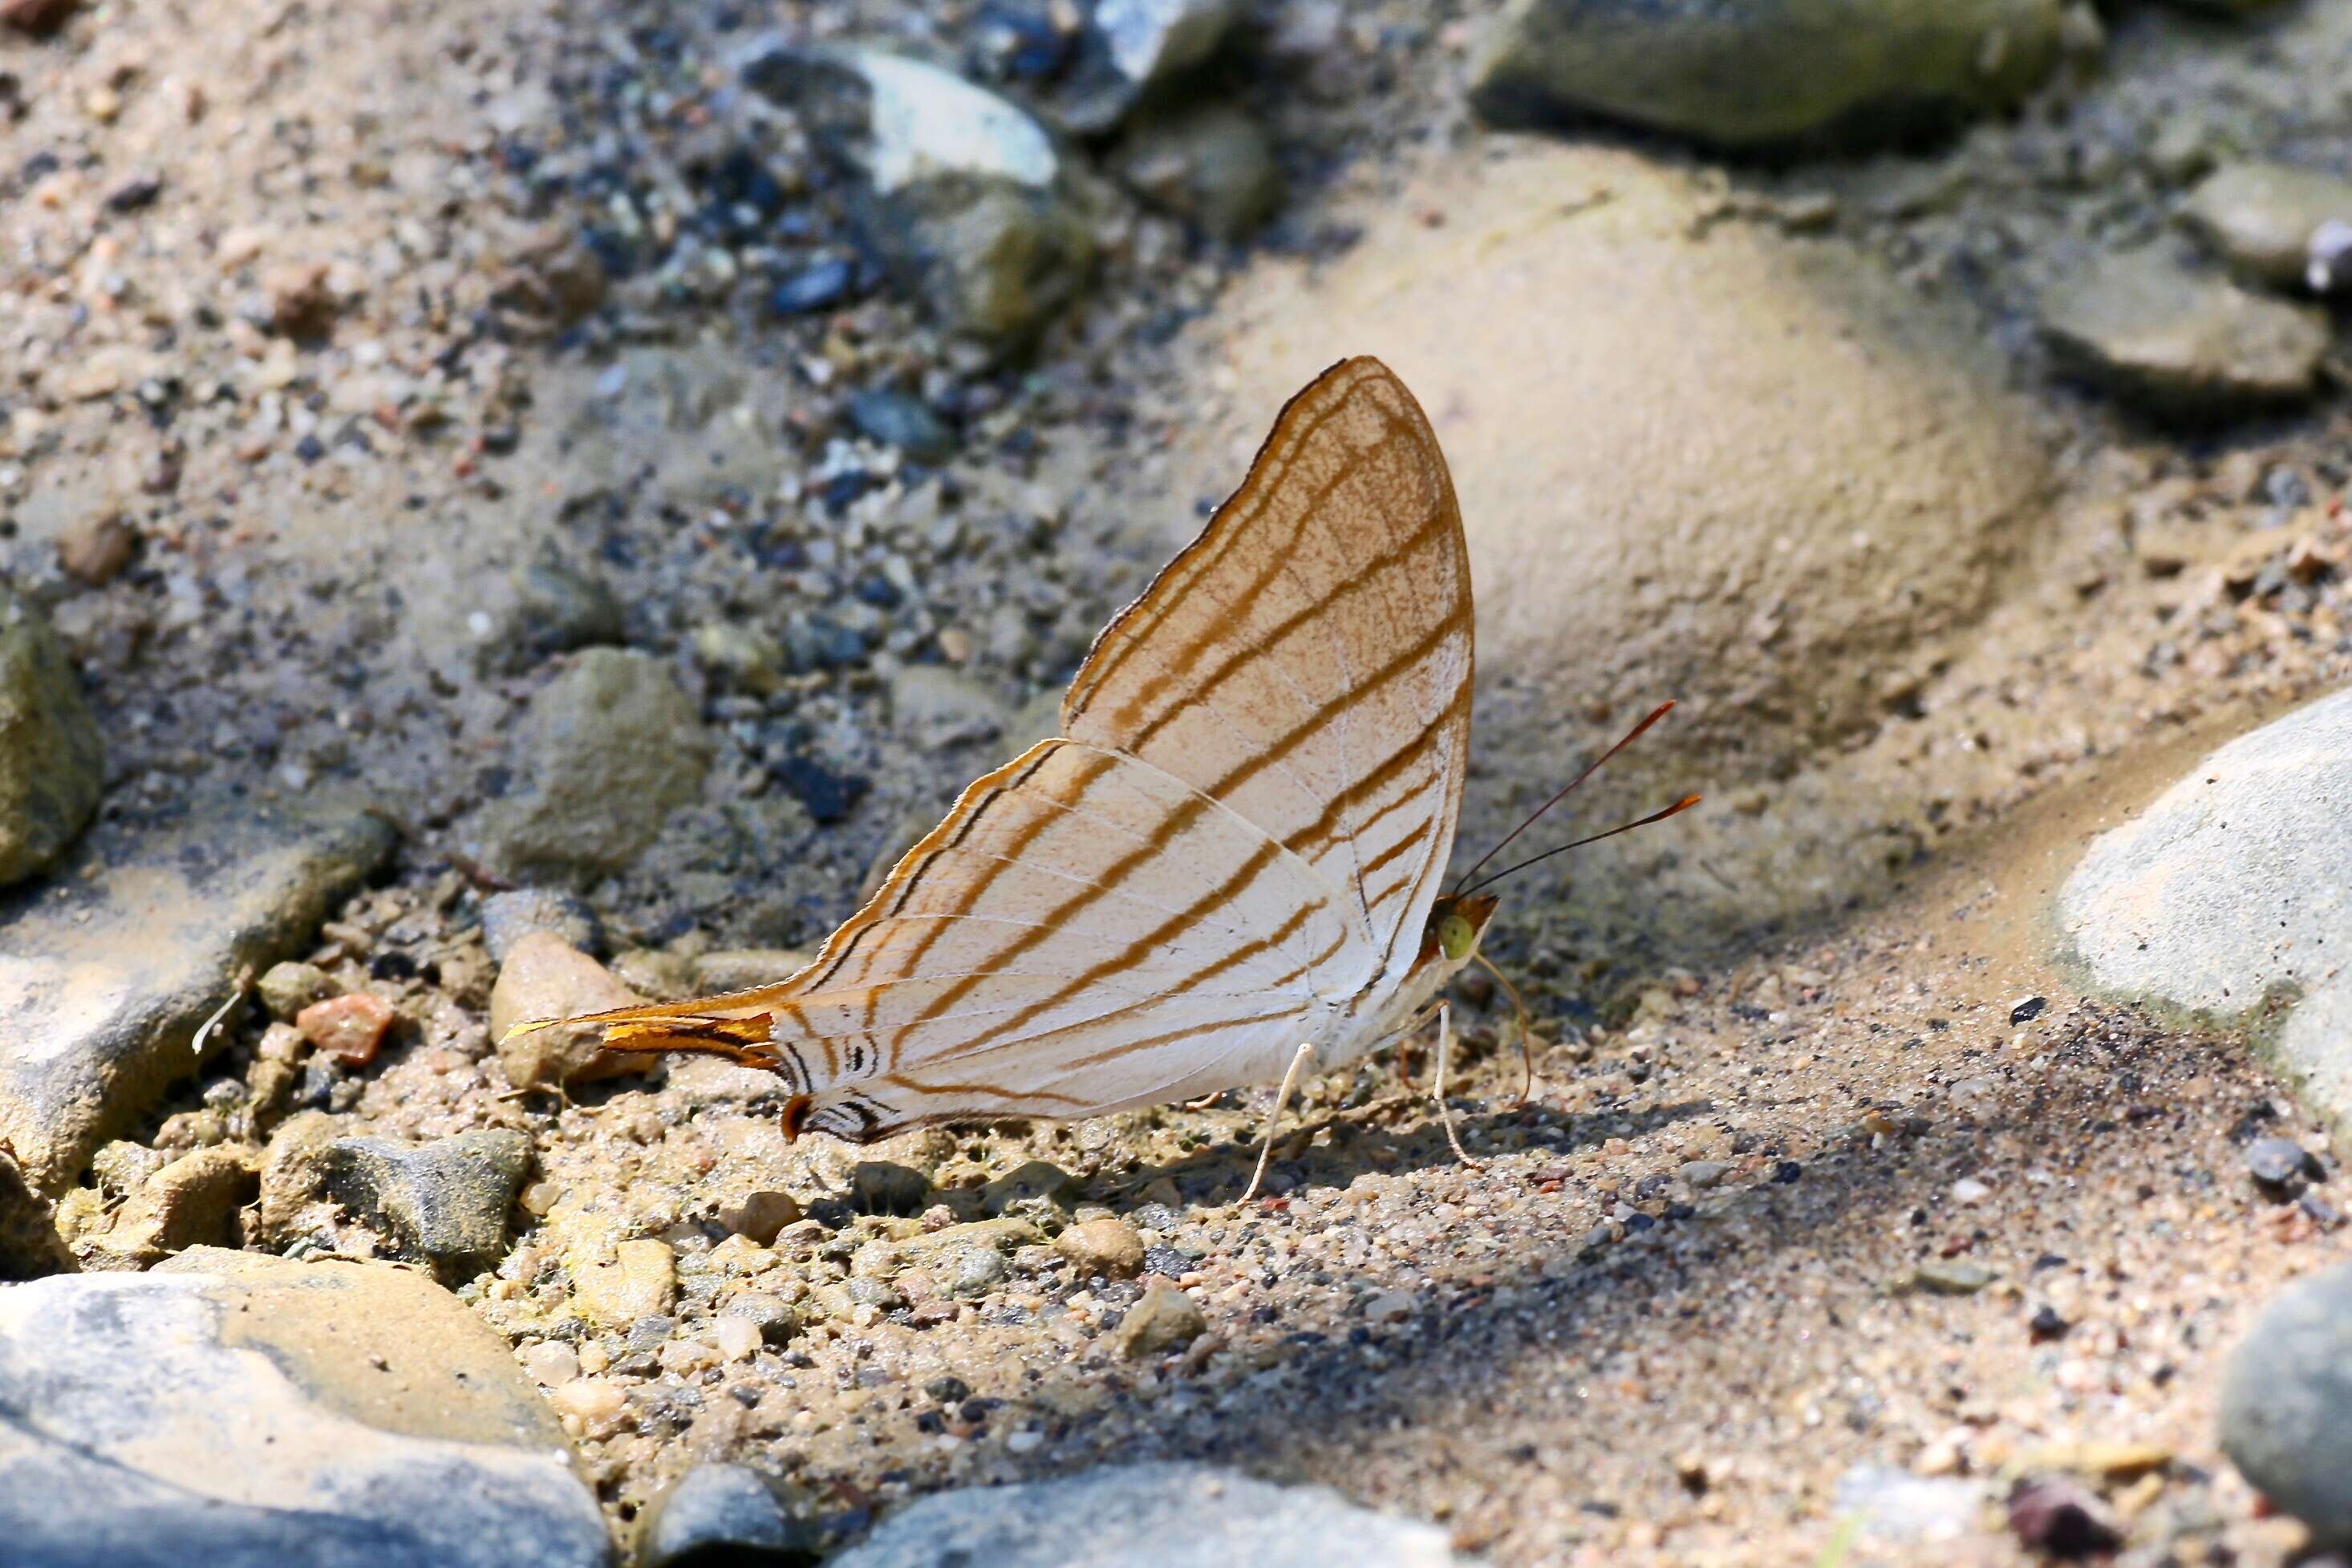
[1114, 1284, 1206, 1358]
[82, 1146, 257, 1267]
[489, 930, 654, 1091]
[1054, 1217, 1146, 1278]
[294, 991, 397, 1064]
[55, 513, 136, 586]
[716, 1189, 801, 1245]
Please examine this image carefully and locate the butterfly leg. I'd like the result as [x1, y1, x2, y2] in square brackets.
[1433, 1000, 1485, 1171]
[1239, 1040, 1316, 1204]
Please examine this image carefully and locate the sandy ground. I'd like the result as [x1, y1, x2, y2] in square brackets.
[9, 0, 2352, 1564]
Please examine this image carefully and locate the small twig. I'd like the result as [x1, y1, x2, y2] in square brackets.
[190, 964, 255, 1056]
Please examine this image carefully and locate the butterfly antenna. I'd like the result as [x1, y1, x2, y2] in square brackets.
[1458, 793, 1703, 897]
[1451, 700, 1681, 896]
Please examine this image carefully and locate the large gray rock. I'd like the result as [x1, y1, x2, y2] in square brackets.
[744, 44, 1093, 354]
[829, 1464, 1469, 1568]
[1182, 140, 2052, 942]
[1469, 0, 2066, 150]
[0, 1249, 610, 1568]
[2058, 687, 2352, 1132]
[475, 648, 712, 882]
[2040, 249, 2330, 421]
[2220, 1262, 2352, 1549]
[2180, 161, 2352, 289]
[0, 800, 395, 1269]
[0, 582, 103, 886]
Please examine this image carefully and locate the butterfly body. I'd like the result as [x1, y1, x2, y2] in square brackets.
[536, 357, 1489, 1145]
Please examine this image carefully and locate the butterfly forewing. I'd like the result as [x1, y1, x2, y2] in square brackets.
[1060, 357, 1474, 987]
[558, 357, 1474, 1140]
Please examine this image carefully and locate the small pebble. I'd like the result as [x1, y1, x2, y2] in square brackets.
[521, 1340, 580, 1386]
[1053, 1217, 1146, 1278]
[1113, 1286, 1206, 1359]
[2009, 995, 2048, 1024]
[294, 992, 396, 1064]
[2247, 1136, 2320, 1191]
[770, 257, 855, 315]
[717, 1189, 801, 1245]
[711, 1316, 764, 1363]
[257, 960, 335, 1022]
[1910, 1259, 1995, 1295]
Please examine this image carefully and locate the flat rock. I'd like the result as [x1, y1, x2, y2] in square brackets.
[1469, 0, 2064, 149]
[474, 648, 712, 883]
[2220, 1262, 2352, 1549]
[2058, 687, 2352, 1133]
[744, 43, 1093, 354]
[2182, 161, 2352, 288]
[1183, 140, 2051, 942]
[0, 800, 395, 1266]
[2040, 248, 2330, 421]
[0, 582, 103, 887]
[0, 1249, 608, 1568]
[829, 1463, 1469, 1568]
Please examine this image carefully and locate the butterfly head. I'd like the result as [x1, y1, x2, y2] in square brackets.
[1422, 891, 1500, 970]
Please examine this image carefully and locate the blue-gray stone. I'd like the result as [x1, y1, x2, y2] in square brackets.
[635, 1463, 817, 1566]
[2221, 1262, 2352, 1548]
[828, 1464, 1468, 1568]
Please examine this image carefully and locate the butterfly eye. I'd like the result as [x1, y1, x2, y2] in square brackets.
[1438, 911, 1477, 961]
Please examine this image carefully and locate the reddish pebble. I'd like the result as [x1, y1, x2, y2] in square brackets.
[294, 992, 396, 1064]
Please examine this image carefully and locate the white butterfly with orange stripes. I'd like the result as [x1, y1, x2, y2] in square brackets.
[521, 356, 1685, 1196]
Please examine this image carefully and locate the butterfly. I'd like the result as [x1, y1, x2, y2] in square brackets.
[516, 356, 1693, 1196]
